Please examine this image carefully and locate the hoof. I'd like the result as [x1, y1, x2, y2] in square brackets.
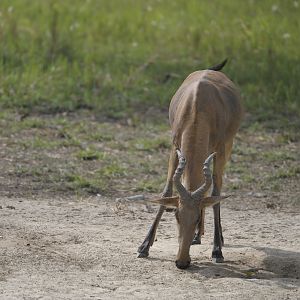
[175, 260, 191, 269]
[137, 244, 149, 258]
[137, 243, 150, 258]
[212, 249, 224, 263]
[212, 256, 224, 263]
[191, 234, 201, 245]
[137, 251, 149, 258]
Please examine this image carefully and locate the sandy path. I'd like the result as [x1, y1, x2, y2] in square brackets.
[0, 196, 299, 300]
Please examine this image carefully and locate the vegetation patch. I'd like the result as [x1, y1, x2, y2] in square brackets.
[0, 109, 299, 210]
[65, 174, 103, 195]
[0, 0, 299, 118]
[134, 137, 170, 152]
[77, 148, 105, 161]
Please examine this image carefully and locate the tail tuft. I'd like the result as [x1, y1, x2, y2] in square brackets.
[208, 58, 228, 71]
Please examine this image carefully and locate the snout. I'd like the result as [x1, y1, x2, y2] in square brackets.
[175, 260, 191, 269]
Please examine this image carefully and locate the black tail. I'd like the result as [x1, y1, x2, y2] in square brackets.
[208, 58, 228, 71]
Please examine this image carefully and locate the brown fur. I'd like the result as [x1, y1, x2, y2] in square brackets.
[138, 65, 243, 269]
[166, 70, 243, 267]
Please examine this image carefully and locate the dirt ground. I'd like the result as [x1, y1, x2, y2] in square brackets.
[0, 194, 299, 300]
[0, 111, 299, 299]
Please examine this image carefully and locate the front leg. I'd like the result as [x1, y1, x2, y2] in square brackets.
[137, 182, 172, 257]
[137, 205, 165, 257]
[191, 209, 205, 245]
[212, 202, 224, 263]
[137, 147, 178, 258]
[138, 181, 173, 258]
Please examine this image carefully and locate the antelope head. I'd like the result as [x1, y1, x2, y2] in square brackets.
[151, 150, 228, 269]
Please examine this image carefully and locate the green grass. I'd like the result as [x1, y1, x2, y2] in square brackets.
[262, 150, 296, 162]
[0, 0, 299, 119]
[20, 137, 60, 150]
[65, 174, 103, 194]
[77, 148, 105, 161]
[96, 163, 126, 179]
[64, 162, 127, 195]
[134, 178, 165, 193]
[133, 137, 170, 151]
[269, 166, 300, 180]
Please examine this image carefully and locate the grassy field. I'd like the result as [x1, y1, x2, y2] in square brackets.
[0, 1, 299, 202]
[0, 0, 299, 119]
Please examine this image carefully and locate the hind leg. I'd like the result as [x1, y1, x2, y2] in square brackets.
[211, 140, 233, 262]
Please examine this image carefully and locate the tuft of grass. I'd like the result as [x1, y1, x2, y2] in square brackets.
[65, 174, 103, 195]
[267, 182, 281, 192]
[232, 144, 258, 157]
[96, 163, 126, 179]
[20, 137, 59, 149]
[227, 182, 242, 191]
[64, 162, 127, 194]
[88, 133, 114, 142]
[275, 132, 299, 144]
[77, 148, 105, 161]
[133, 137, 170, 152]
[18, 118, 46, 129]
[242, 174, 256, 184]
[134, 178, 165, 193]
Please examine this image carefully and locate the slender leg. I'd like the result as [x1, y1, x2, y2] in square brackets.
[212, 201, 223, 263]
[137, 146, 178, 258]
[137, 205, 165, 257]
[191, 209, 205, 245]
[211, 149, 226, 263]
[211, 140, 233, 262]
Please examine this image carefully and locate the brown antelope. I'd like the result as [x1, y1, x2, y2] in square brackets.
[137, 59, 243, 269]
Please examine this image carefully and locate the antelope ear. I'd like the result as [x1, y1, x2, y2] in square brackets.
[150, 196, 179, 208]
[200, 195, 230, 208]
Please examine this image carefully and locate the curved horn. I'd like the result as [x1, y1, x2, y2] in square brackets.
[173, 149, 190, 201]
[191, 152, 216, 199]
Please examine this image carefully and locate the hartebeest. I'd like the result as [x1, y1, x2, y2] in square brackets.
[137, 59, 243, 269]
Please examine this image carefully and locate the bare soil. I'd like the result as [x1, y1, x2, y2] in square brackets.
[0, 196, 299, 299]
[0, 111, 299, 299]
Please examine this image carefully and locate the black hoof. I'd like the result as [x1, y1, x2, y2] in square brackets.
[212, 256, 224, 263]
[175, 260, 191, 269]
[137, 251, 149, 258]
[212, 249, 224, 263]
[191, 234, 201, 245]
[137, 244, 150, 258]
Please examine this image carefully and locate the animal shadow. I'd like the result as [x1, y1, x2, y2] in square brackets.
[188, 246, 300, 285]
[256, 247, 300, 280]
